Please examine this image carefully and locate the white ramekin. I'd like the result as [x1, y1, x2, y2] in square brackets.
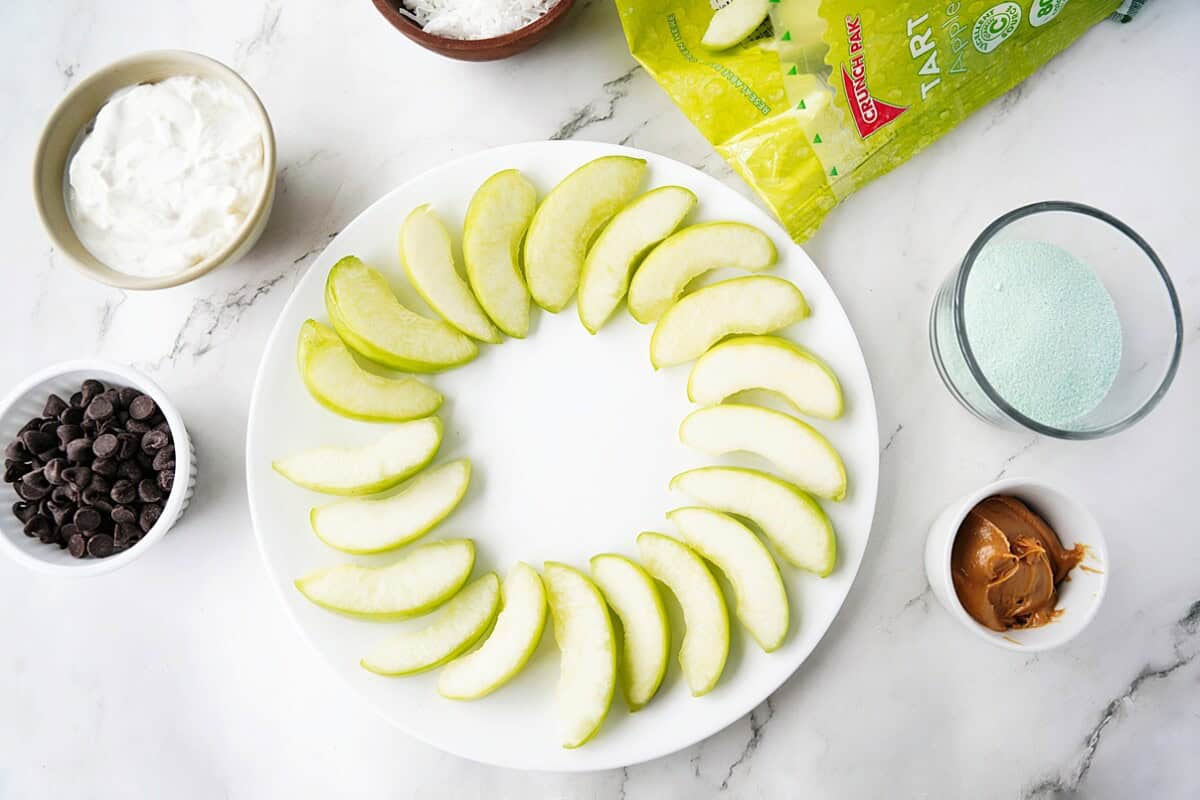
[0, 360, 196, 576]
[924, 477, 1108, 652]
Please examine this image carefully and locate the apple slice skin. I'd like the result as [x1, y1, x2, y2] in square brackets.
[577, 186, 696, 334]
[361, 573, 501, 676]
[668, 507, 789, 652]
[671, 466, 837, 577]
[702, 0, 770, 51]
[679, 403, 847, 501]
[294, 539, 475, 620]
[649, 276, 810, 369]
[688, 335, 843, 420]
[627, 222, 777, 323]
[325, 256, 478, 373]
[589, 554, 670, 711]
[401, 204, 501, 344]
[543, 561, 617, 749]
[524, 156, 648, 312]
[636, 532, 729, 696]
[438, 562, 548, 700]
[463, 169, 538, 339]
[272, 417, 443, 497]
[297, 319, 442, 422]
[310, 459, 471, 554]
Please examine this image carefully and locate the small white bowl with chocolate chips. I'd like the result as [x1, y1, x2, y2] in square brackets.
[0, 360, 195, 576]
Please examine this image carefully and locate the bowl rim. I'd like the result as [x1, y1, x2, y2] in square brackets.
[371, 0, 575, 52]
[952, 200, 1183, 440]
[32, 49, 277, 291]
[933, 477, 1109, 653]
[0, 359, 193, 577]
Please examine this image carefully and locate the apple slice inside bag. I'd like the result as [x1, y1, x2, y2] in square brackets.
[668, 507, 789, 652]
[401, 204, 501, 343]
[462, 169, 538, 338]
[627, 222, 776, 323]
[325, 255, 478, 372]
[296, 319, 442, 422]
[523, 156, 647, 312]
[577, 186, 696, 334]
[438, 562, 548, 700]
[679, 403, 847, 500]
[636, 532, 729, 696]
[543, 562, 617, 748]
[309, 459, 471, 554]
[671, 466, 837, 576]
[649, 276, 809, 368]
[702, 0, 770, 51]
[272, 417, 442, 496]
[688, 335, 843, 420]
[295, 539, 475, 619]
[589, 554, 670, 711]
[361, 573, 501, 676]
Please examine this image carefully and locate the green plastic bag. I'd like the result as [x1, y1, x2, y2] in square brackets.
[617, 0, 1127, 241]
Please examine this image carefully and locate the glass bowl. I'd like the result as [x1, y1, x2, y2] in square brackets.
[930, 201, 1182, 439]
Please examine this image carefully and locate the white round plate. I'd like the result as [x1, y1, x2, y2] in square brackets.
[246, 141, 879, 771]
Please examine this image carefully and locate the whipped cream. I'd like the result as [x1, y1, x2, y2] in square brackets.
[66, 76, 265, 278]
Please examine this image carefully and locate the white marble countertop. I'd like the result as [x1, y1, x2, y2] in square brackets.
[1, 1, 1196, 797]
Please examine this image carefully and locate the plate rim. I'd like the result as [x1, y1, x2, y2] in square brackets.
[245, 140, 880, 772]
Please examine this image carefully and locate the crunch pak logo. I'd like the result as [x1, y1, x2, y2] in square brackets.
[840, 16, 908, 139]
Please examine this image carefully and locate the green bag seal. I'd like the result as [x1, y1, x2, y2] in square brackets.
[617, 0, 1127, 241]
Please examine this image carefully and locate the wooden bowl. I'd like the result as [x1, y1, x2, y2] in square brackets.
[371, 0, 576, 61]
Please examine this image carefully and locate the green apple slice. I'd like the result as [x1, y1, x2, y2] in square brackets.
[361, 573, 500, 676]
[272, 417, 442, 496]
[295, 538, 475, 619]
[401, 204, 501, 344]
[577, 186, 696, 334]
[589, 554, 669, 711]
[679, 404, 846, 500]
[296, 319, 442, 422]
[438, 562, 548, 700]
[627, 222, 776, 323]
[524, 156, 647, 312]
[463, 169, 538, 338]
[635, 532, 729, 696]
[310, 459, 471, 554]
[670, 466, 836, 576]
[688, 335, 843, 420]
[325, 255, 477, 372]
[649, 276, 809, 369]
[701, 0, 770, 51]
[668, 507, 789, 652]
[543, 561, 616, 748]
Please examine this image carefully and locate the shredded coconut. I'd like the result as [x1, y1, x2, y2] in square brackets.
[400, 0, 561, 40]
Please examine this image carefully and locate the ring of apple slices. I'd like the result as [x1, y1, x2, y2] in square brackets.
[274, 155, 854, 749]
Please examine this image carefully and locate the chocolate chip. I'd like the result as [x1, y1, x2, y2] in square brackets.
[47, 501, 73, 527]
[54, 425, 81, 448]
[92, 499, 114, 516]
[128, 395, 157, 421]
[126, 419, 151, 434]
[157, 469, 174, 493]
[64, 438, 94, 464]
[42, 394, 68, 418]
[137, 478, 163, 503]
[43, 457, 67, 485]
[79, 379, 104, 406]
[61, 465, 91, 489]
[23, 515, 52, 539]
[68, 533, 87, 558]
[4, 460, 26, 482]
[139, 503, 162, 533]
[69, 391, 84, 408]
[152, 446, 175, 471]
[91, 457, 116, 477]
[114, 522, 141, 550]
[49, 484, 75, 506]
[19, 470, 49, 500]
[75, 506, 105, 531]
[79, 486, 104, 507]
[154, 419, 171, 434]
[59, 405, 84, 425]
[111, 479, 137, 505]
[60, 522, 78, 540]
[136, 450, 155, 470]
[4, 439, 29, 461]
[116, 433, 139, 461]
[92, 433, 118, 459]
[13, 501, 37, 524]
[20, 430, 55, 456]
[86, 534, 114, 558]
[116, 460, 142, 482]
[141, 429, 169, 454]
[86, 395, 114, 421]
[111, 505, 137, 525]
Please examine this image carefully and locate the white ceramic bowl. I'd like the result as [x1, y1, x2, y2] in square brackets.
[0, 361, 196, 576]
[924, 477, 1108, 652]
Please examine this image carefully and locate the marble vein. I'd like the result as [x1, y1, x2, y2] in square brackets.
[235, 0, 283, 67]
[881, 423, 904, 454]
[95, 290, 127, 345]
[994, 436, 1039, 480]
[719, 697, 775, 791]
[1023, 600, 1200, 798]
[549, 66, 641, 141]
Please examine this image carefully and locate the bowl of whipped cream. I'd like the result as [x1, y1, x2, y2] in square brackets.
[34, 51, 276, 290]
